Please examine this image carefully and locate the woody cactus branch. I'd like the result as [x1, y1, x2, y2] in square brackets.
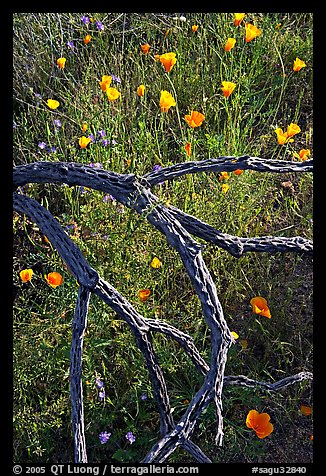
[13, 156, 313, 463]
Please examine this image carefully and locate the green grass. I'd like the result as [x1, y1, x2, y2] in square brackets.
[13, 12, 313, 463]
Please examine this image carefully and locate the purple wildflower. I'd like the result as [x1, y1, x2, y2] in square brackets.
[80, 186, 90, 194]
[111, 139, 118, 145]
[141, 393, 147, 400]
[88, 134, 95, 142]
[38, 142, 47, 149]
[67, 40, 75, 49]
[47, 146, 57, 153]
[96, 21, 104, 31]
[125, 431, 136, 444]
[95, 377, 104, 388]
[53, 119, 62, 128]
[99, 431, 111, 444]
[88, 162, 103, 169]
[81, 16, 90, 24]
[111, 74, 121, 83]
[99, 389, 106, 400]
[101, 139, 109, 146]
[97, 130, 106, 138]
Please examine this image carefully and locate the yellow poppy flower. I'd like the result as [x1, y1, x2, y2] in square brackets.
[219, 172, 230, 181]
[234, 13, 245, 27]
[79, 136, 92, 149]
[106, 88, 121, 101]
[137, 84, 145, 97]
[56, 57, 66, 69]
[221, 184, 229, 194]
[293, 57, 306, 72]
[46, 99, 60, 110]
[221, 81, 236, 98]
[99, 75, 112, 92]
[151, 257, 162, 269]
[19, 268, 33, 283]
[192, 25, 199, 32]
[82, 123, 88, 132]
[84, 34, 92, 44]
[245, 23, 262, 42]
[159, 90, 176, 112]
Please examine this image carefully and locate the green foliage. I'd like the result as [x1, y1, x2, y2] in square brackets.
[13, 12, 313, 463]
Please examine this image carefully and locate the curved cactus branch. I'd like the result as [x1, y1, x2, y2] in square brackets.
[13, 156, 313, 463]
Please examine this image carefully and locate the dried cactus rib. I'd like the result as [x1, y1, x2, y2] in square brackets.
[13, 157, 313, 463]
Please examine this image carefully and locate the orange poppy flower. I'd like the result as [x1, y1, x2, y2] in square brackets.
[84, 34, 92, 44]
[298, 149, 311, 161]
[250, 296, 271, 318]
[159, 90, 176, 112]
[56, 57, 66, 69]
[137, 289, 151, 302]
[79, 136, 92, 149]
[137, 84, 145, 97]
[99, 75, 112, 92]
[221, 81, 236, 98]
[184, 142, 191, 156]
[274, 128, 289, 145]
[106, 87, 121, 101]
[140, 43, 150, 54]
[44, 272, 63, 288]
[159, 52, 177, 73]
[154, 54, 160, 62]
[293, 57, 306, 72]
[81, 123, 88, 132]
[20, 268, 33, 283]
[234, 13, 246, 27]
[234, 169, 244, 175]
[274, 123, 301, 145]
[184, 111, 205, 128]
[245, 23, 262, 42]
[246, 410, 274, 439]
[192, 25, 199, 32]
[286, 123, 301, 138]
[300, 405, 313, 416]
[224, 38, 236, 52]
